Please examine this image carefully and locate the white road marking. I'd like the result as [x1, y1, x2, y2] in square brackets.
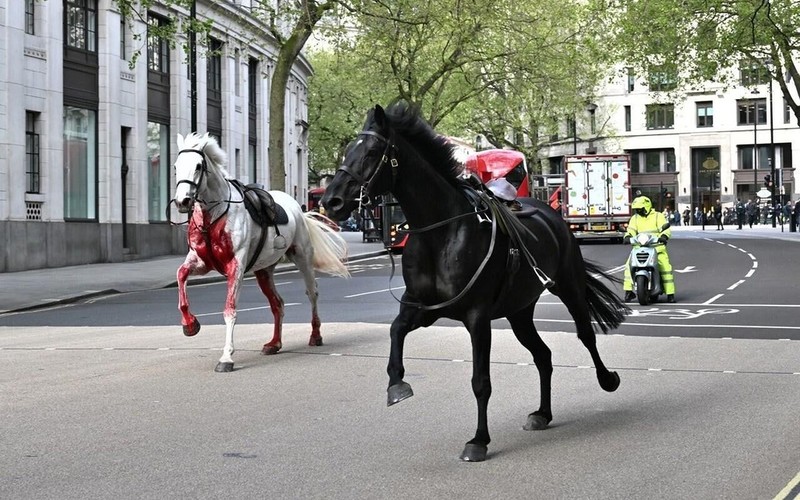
[727, 280, 746, 290]
[345, 286, 406, 298]
[703, 294, 723, 304]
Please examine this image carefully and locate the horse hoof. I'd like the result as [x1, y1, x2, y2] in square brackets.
[183, 318, 201, 337]
[214, 362, 234, 373]
[459, 443, 488, 462]
[524, 412, 551, 431]
[308, 336, 323, 347]
[387, 382, 414, 406]
[599, 370, 621, 392]
[262, 344, 281, 355]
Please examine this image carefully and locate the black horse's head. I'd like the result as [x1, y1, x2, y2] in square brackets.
[322, 104, 396, 221]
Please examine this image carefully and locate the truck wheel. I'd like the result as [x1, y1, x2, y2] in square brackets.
[635, 275, 650, 305]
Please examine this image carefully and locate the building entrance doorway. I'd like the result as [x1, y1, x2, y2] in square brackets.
[691, 147, 721, 213]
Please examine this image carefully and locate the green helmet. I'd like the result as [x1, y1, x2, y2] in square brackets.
[631, 196, 652, 216]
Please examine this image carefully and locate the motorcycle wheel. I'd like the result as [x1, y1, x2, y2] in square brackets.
[635, 275, 650, 305]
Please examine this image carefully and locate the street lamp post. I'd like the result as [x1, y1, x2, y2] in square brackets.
[752, 93, 758, 199]
[769, 73, 778, 229]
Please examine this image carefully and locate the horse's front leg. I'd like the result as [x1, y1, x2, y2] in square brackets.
[460, 314, 493, 462]
[387, 301, 422, 406]
[177, 251, 208, 336]
[254, 266, 285, 354]
[216, 264, 245, 373]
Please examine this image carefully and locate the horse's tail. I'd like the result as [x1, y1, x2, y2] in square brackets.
[583, 260, 630, 334]
[303, 212, 350, 278]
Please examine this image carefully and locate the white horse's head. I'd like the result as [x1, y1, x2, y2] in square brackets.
[173, 132, 228, 213]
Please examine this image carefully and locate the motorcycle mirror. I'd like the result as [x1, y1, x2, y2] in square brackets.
[661, 223, 671, 231]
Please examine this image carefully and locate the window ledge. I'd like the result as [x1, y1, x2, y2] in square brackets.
[25, 193, 46, 203]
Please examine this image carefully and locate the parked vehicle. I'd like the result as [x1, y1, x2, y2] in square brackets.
[561, 155, 632, 242]
[627, 230, 667, 305]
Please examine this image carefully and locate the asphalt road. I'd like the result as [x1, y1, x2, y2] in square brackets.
[2, 231, 799, 499]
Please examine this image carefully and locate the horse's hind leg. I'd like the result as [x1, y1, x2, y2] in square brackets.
[254, 266, 285, 355]
[507, 304, 553, 430]
[287, 248, 323, 346]
[559, 286, 620, 392]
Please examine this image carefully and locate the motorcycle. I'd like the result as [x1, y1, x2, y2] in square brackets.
[627, 225, 669, 305]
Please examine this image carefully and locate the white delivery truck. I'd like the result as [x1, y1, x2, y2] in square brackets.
[562, 154, 632, 242]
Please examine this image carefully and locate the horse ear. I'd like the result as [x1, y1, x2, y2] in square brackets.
[374, 104, 386, 127]
[177, 133, 184, 149]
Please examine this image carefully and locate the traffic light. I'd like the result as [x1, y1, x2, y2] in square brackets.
[661, 187, 668, 196]
[764, 174, 772, 187]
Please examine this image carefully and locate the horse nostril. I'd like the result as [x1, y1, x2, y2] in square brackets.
[178, 197, 192, 209]
[325, 196, 343, 212]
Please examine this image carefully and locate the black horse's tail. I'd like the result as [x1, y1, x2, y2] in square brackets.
[583, 260, 630, 334]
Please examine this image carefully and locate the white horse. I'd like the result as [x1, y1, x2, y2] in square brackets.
[172, 132, 349, 372]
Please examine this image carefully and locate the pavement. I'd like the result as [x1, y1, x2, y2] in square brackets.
[1, 223, 799, 315]
[0, 230, 387, 315]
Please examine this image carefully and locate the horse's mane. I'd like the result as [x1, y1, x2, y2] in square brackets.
[182, 132, 230, 177]
[381, 102, 464, 182]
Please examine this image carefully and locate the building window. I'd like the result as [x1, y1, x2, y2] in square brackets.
[626, 67, 635, 92]
[120, 19, 126, 60]
[737, 99, 767, 125]
[208, 38, 223, 101]
[628, 149, 675, 174]
[737, 145, 770, 170]
[147, 121, 169, 222]
[696, 101, 713, 127]
[234, 49, 241, 97]
[646, 104, 674, 129]
[785, 98, 792, 124]
[26, 112, 41, 194]
[249, 142, 257, 183]
[624, 105, 631, 131]
[648, 66, 677, 92]
[63, 106, 97, 220]
[566, 117, 576, 138]
[65, 0, 97, 51]
[740, 62, 769, 87]
[147, 15, 169, 73]
[248, 58, 258, 115]
[25, 0, 35, 34]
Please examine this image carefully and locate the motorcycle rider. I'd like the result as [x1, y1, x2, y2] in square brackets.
[623, 195, 676, 303]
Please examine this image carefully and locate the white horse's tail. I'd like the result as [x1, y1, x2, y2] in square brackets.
[303, 213, 350, 278]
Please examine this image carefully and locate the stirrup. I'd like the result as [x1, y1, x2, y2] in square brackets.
[533, 267, 555, 288]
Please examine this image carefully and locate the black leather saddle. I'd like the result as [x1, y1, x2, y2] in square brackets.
[229, 179, 289, 226]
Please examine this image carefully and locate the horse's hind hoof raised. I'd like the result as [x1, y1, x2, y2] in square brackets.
[183, 318, 201, 337]
[599, 370, 620, 392]
[459, 443, 488, 462]
[387, 381, 413, 406]
[214, 362, 234, 373]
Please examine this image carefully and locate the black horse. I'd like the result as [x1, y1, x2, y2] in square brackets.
[322, 103, 629, 462]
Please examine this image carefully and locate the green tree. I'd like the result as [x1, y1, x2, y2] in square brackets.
[601, 0, 800, 124]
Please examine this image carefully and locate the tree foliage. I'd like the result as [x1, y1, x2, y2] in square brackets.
[308, 0, 609, 174]
[601, 0, 800, 125]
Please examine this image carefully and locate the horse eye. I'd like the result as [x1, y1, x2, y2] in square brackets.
[195, 162, 202, 171]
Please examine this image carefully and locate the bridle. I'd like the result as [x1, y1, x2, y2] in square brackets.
[166, 147, 235, 225]
[337, 130, 398, 205]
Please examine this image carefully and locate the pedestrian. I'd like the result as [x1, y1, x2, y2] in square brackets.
[682, 207, 690, 226]
[714, 199, 724, 230]
[735, 199, 746, 230]
[746, 199, 756, 228]
[794, 199, 800, 233]
[694, 206, 702, 226]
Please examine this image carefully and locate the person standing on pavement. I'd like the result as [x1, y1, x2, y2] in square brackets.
[714, 200, 724, 230]
[746, 199, 757, 228]
[622, 196, 676, 303]
[694, 206, 702, 225]
[683, 207, 690, 226]
[735, 199, 745, 229]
